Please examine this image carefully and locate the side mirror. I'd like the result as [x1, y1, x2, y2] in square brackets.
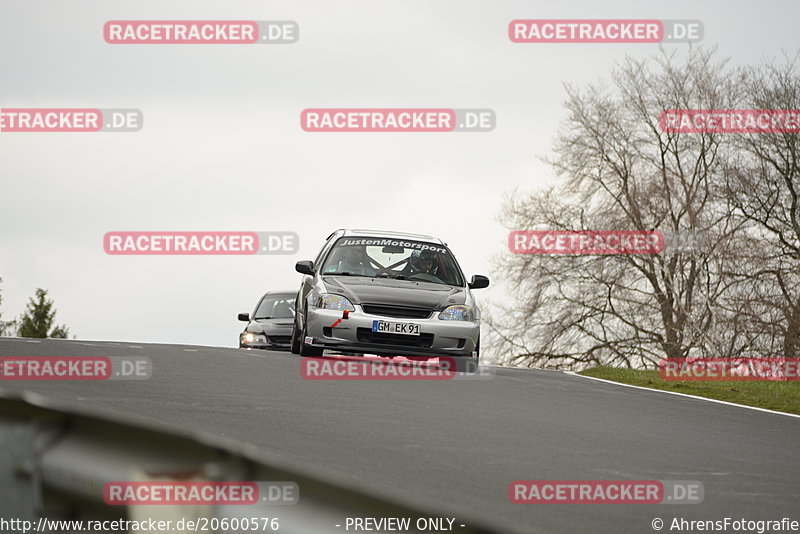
[468, 275, 490, 289]
[238, 312, 250, 322]
[295, 260, 315, 276]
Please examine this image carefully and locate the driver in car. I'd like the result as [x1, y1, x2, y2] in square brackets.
[325, 246, 377, 277]
[405, 250, 440, 280]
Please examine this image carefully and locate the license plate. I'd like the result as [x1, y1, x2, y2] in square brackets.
[372, 320, 420, 336]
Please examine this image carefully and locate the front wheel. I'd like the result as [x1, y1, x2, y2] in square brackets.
[298, 310, 323, 357]
[290, 309, 303, 354]
[454, 336, 480, 374]
[290, 322, 301, 354]
[454, 356, 479, 374]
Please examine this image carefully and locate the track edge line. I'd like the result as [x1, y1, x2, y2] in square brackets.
[564, 370, 800, 420]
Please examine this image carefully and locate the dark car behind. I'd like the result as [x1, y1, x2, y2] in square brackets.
[238, 291, 296, 350]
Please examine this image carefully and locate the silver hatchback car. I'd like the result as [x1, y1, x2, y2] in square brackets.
[290, 229, 489, 372]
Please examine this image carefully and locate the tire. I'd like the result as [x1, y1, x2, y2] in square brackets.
[298, 310, 323, 357]
[454, 356, 479, 374]
[454, 336, 480, 374]
[290, 320, 301, 354]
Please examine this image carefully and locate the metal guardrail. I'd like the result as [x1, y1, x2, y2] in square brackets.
[0, 391, 498, 534]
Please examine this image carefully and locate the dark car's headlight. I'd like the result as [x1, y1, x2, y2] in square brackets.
[241, 332, 267, 344]
[316, 294, 355, 312]
[439, 305, 474, 321]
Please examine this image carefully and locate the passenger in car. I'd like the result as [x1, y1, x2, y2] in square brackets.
[325, 246, 377, 277]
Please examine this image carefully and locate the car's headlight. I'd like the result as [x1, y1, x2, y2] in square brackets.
[439, 305, 474, 321]
[241, 332, 267, 344]
[316, 294, 355, 312]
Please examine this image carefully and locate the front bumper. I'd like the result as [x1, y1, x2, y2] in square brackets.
[304, 306, 479, 357]
[239, 332, 292, 350]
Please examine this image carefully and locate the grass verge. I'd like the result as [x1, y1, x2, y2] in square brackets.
[579, 366, 800, 415]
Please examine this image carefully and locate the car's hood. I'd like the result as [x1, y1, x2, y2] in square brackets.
[247, 318, 294, 333]
[321, 276, 466, 309]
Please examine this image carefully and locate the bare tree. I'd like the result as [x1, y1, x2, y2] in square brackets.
[723, 54, 800, 357]
[489, 48, 748, 370]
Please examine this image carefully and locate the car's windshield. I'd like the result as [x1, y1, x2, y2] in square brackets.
[254, 295, 296, 319]
[320, 237, 464, 286]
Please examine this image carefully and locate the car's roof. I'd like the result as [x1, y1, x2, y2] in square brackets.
[330, 229, 446, 245]
[261, 290, 296, 297]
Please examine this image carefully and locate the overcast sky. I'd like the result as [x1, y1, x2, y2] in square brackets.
[1, 0, 798, 357]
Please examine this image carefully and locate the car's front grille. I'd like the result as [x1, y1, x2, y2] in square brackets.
[356, 328, 434, 348]
[361, 304, 433, 319]
[267, 335, 291, 345]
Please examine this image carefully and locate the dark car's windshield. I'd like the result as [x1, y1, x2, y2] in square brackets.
[320, 237, 464, 286]
[254, 295, 296, 319]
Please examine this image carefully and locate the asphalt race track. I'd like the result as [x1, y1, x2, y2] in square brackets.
[1, 338, 798, 533]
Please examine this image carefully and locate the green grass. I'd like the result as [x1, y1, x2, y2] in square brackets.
[579, 366, 800, 415]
